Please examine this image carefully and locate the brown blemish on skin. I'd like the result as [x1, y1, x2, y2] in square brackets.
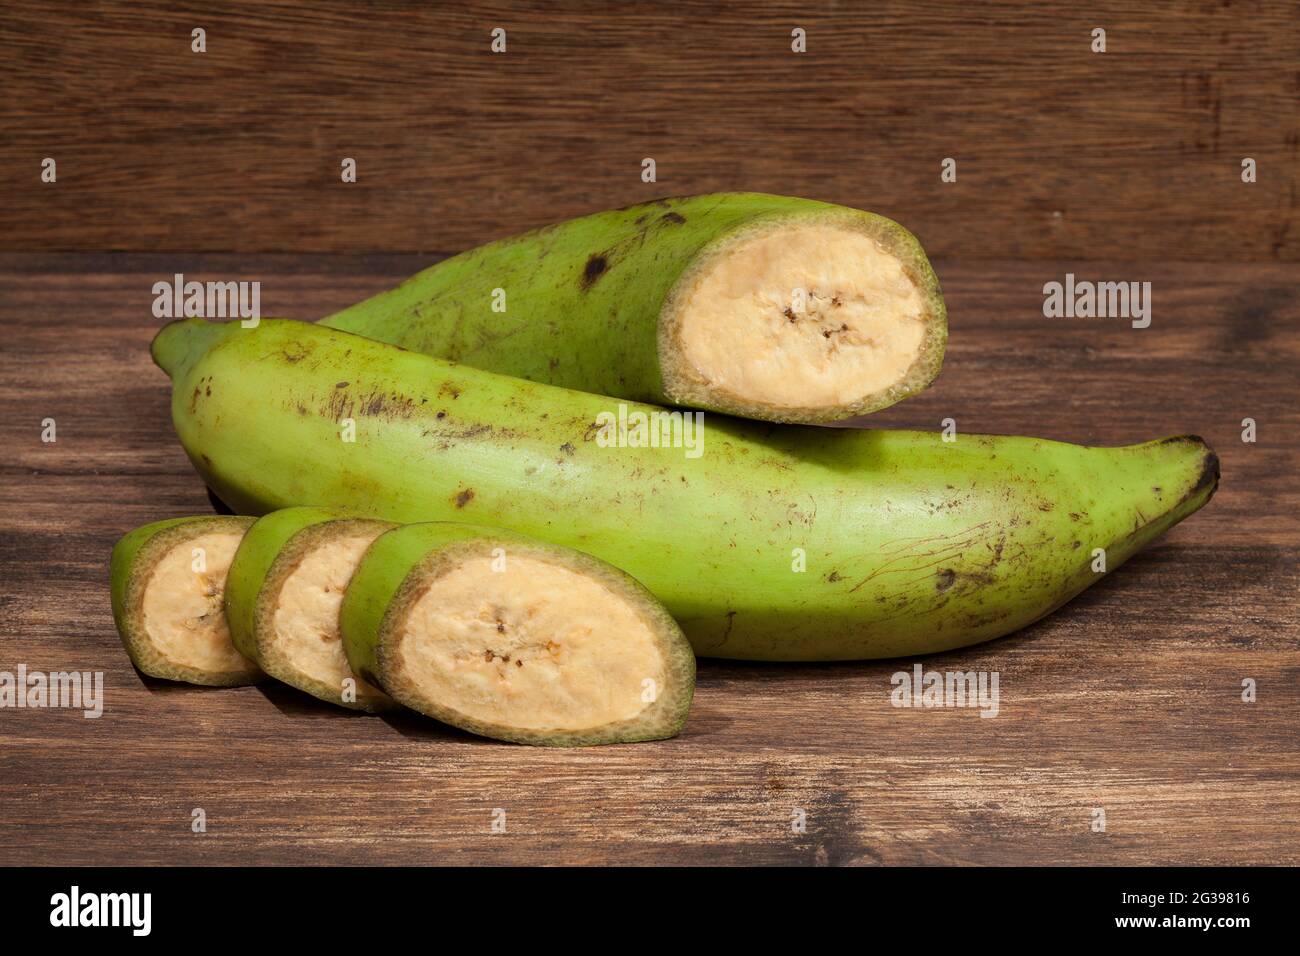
[661, 212, 686, 224]
[435, 410, 447, 419]
[448, 423, 492, 440]
[936, 568, 956, 592]
[438, 382, 461, 399]
[280, 343, 311, 363]
[335, 381, 348, 389]
[826, 570, 843, 583]
[580, 255, 608, 290]
[328, 388, 417, 421]
[559, 442, 576, 456]
[324, 389, 354, 422]
[718, 610, 737, 646]
[454, 488, 475, 508]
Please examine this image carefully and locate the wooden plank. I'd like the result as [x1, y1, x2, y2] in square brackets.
[0, 1, 1296, 259]
[0, 254, 1295, 864]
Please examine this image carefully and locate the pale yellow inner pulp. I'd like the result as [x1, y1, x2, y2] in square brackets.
[141, 532, 247, 673]
[394, 554, 665, 731]
[675, 222, 927, 408]
[270, 532, 389, 701]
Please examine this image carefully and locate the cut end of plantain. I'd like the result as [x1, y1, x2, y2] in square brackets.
[661, 212, 946, 424]
[229, 510, 397, 712]
[342, 526, 695, 746]
[109, 516, 263, 686]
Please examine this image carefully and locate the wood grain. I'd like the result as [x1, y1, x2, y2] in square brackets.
[1, 253, 1296, 865]
[1, 1, 1297, 260]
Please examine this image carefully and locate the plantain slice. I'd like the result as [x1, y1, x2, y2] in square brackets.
[340, 523, 696, 746]
[110, 516, 263, 686]
[224, 507, 396, 712]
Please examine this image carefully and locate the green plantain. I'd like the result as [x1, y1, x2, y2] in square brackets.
[153, 317, 1218, 661]
[321, 192, 946, 424]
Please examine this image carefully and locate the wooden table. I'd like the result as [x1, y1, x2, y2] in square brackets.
[2, 253, 1295, 865]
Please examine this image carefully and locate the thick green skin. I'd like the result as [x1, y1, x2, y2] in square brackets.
[224, 505, 397, 712]
[154, 318, 1219, 662]
[320, 192, 947, 424]
[110, 515, 264, 685]
[340, 522, 695, 746]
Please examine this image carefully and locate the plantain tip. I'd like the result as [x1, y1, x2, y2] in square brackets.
[1193, 442, 1221, 502]
[1159, 434, 1219, 507]
[150, 318, 226, 380]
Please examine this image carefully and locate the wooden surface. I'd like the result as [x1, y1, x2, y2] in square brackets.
[1, 253, 1296, 865]
[1, 0, 1297, 261]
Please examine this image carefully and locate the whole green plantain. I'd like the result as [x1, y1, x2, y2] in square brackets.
[321, 192, 947, 425]
[154, 318, 1217, 661]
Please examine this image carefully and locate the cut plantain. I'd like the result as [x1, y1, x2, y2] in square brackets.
[665, 219, 932, 413]
[110, 516, 263, 685]
[320, 192, 947, 424]
[224, 507, 396, 712]
[340, 523, 696, 746]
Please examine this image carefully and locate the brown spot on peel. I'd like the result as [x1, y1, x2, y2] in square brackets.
[580, 255, 608, 290]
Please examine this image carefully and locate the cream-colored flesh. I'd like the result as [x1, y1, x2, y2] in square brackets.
[141, 532, 247, 673]
[394, 554, 665, 731]
[675, 222, 927, 408]
[270, 533, 388, 702]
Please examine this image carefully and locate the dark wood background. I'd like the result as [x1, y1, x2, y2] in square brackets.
[1, 2, 1297, 866]
[1, 0, 1297, 260]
